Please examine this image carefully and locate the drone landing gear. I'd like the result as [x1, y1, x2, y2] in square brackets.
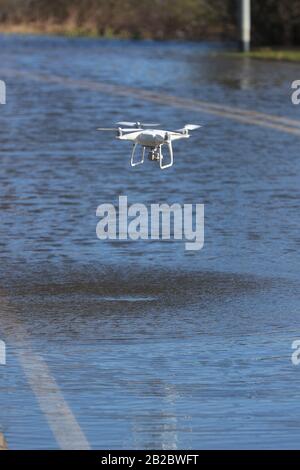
[160, 141, 173, 170]
[131, 143, 174, 169]
[131, 143, 145, 167]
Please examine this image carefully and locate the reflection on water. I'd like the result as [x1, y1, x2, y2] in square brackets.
[0, 35, 300, 449]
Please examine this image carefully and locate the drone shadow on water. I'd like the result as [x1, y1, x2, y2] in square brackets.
[0, 262, 292, 343]
[2, 263, 273, 300]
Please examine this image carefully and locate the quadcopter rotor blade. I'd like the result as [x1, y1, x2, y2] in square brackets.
[185, 124, 202, 130]
[176, 124, 202, 132]
[117, 121, 137, 127]
[97, 127, 142, 133]
[117, 121, 159, 128]
[119, 128, 144, 132]
[97, 127, 118, 131]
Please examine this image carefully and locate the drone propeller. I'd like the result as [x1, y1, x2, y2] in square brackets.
[97, 127, 140, 132]
[177, 124, 202, 132]
[117, 121, 159, 128]
[97, 128, 118, 131]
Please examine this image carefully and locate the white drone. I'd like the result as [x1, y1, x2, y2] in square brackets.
[97, 121, 201, 169]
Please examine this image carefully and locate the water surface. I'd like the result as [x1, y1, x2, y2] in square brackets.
[0, 35, 300, 449]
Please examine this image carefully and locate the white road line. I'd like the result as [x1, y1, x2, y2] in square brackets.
[3, 68, 300, 135]
[0, 294, 90, 450]
[17, 347, 91, 450]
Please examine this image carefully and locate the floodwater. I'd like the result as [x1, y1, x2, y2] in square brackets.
[0, 35, 300, 449]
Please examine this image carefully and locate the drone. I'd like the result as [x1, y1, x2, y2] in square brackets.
[97, 121, 202, 169]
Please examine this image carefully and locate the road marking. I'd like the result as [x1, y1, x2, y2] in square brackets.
[3, 68, 300, 135]
[4, 69, 299, 136]
[0, 292, 90, 450]
[17, 347, 91, 450]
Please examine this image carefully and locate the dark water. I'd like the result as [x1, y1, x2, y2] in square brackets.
[0, 35, 300, 449]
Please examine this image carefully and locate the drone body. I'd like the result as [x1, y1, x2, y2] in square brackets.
[97, 121, 201, 169]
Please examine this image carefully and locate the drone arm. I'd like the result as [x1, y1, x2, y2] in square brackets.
[169, 132, 190, 141]
[118, 130, 143, 141]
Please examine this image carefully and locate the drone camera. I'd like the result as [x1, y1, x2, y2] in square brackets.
[148, 148, 160, 161]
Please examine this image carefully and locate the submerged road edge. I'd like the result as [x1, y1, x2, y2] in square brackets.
[0, 433, 7, 450]
[0, 292, 91, 450]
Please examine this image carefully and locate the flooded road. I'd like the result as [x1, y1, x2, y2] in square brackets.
[0, 35, 300, 449]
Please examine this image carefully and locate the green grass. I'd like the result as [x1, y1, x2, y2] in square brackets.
[227, 48, 300, 63]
